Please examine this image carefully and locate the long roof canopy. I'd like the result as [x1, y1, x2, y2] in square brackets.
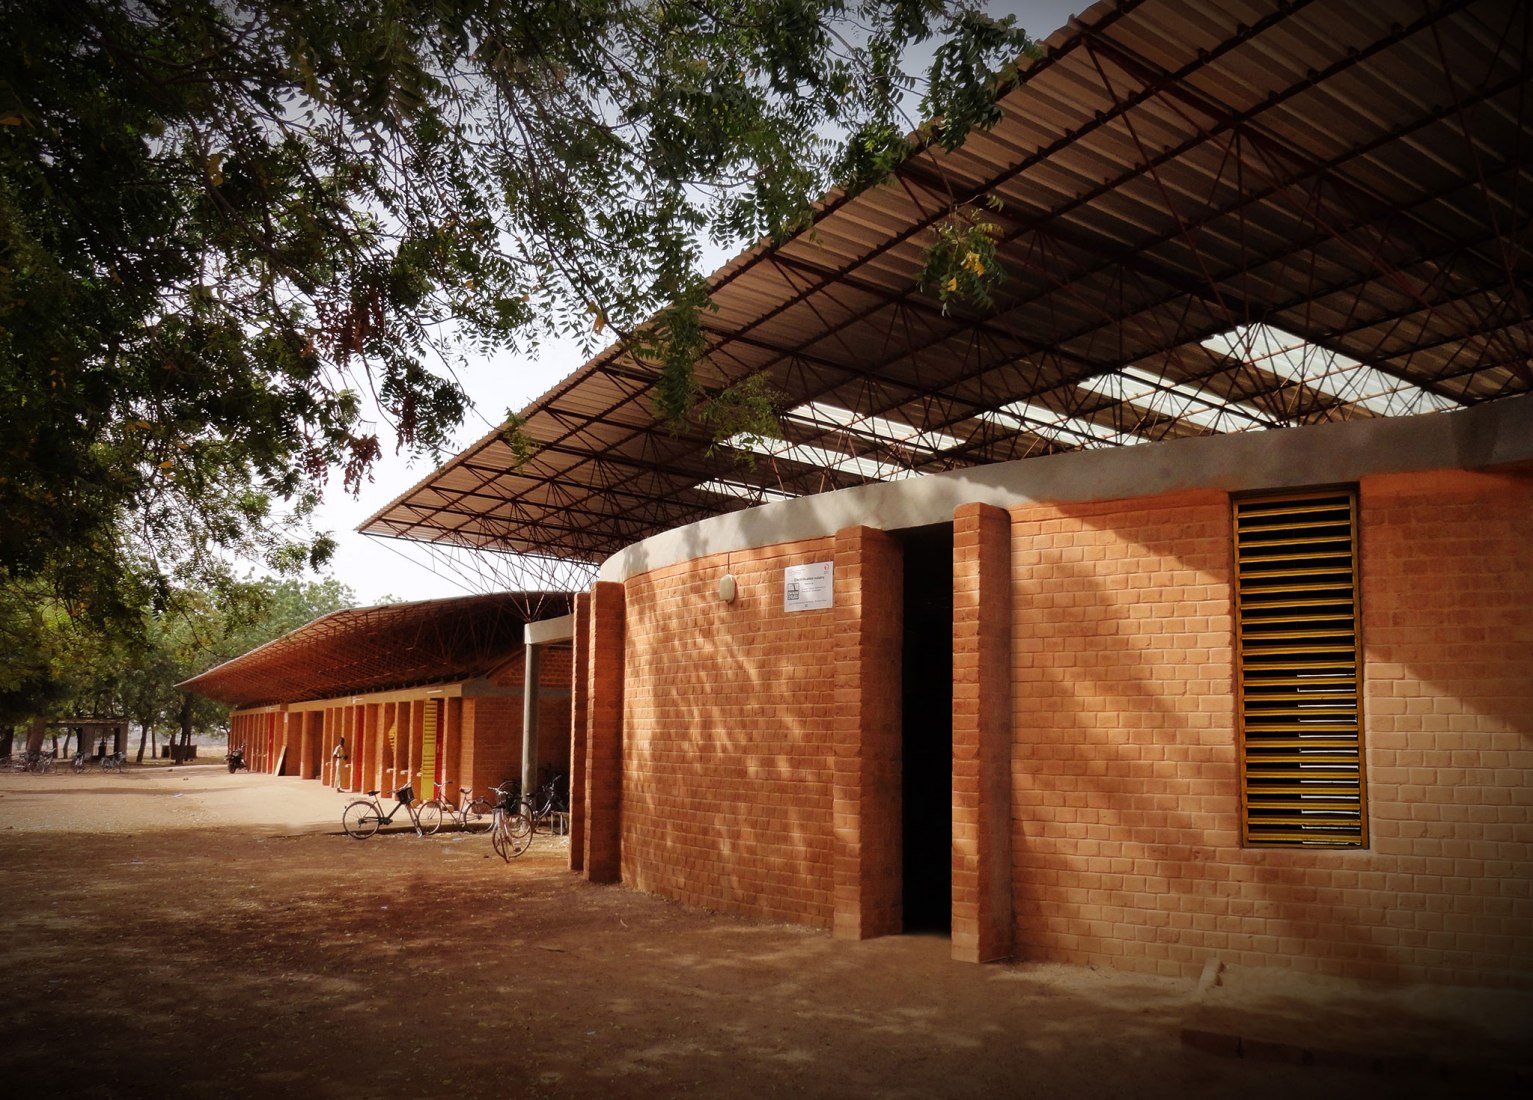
[180, 593, 571, 709]
[363, 0, 1533, 565]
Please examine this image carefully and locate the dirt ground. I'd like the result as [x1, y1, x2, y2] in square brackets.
[0, 766, 1527, 1099]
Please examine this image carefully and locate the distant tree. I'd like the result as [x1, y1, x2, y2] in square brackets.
[0, 574, 67, 729]
[1, 0, 1029, 630]
[161, 576, 360, 759]
[1, 573, 358, 760]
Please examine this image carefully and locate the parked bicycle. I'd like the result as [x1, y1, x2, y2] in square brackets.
[341, 785, 429, 839]
[101, 751, 127, 772]
[497, 769, 569, 835]
[415, 780, 497, 835]
[490, 788, 533, 860]
[13, 749, 53, 774]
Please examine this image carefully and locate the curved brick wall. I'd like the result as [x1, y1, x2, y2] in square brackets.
[598, 406, 1533, 987]
[620, 538, 839, 926]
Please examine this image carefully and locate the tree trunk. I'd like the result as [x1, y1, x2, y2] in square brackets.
[26, 715, 46, 754]
[136, 718, 150, 764]
[0, 726, 12, 758]
[176, 695, 193, 763]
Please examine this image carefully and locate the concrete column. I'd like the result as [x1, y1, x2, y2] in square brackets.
[584, 582, 625, 884]
[952, 502, 1014, 963]
[832, 525, 904, 940]
[521, 642, 542, 803]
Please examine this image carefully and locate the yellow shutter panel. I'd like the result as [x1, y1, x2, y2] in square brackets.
[1234, 490, 1366, 847]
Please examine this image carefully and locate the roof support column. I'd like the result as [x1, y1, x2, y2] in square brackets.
[521, 642, 542, 805]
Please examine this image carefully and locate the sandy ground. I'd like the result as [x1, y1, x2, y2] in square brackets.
[0, 764, 1527, 1099]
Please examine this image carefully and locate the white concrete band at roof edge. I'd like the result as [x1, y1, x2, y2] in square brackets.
[525, 613, 575, 646]
[598, 394, 1533, 584]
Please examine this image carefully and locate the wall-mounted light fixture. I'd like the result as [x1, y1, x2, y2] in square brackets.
[718, 573, 738, 604]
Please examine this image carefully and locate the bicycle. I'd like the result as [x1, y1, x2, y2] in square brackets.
[415, 780, 497, 835]
[490, 789, 533, 860]
[16, 749, 54, 774]
[341, 785, 429, 839]
[498, 770, 569, 835]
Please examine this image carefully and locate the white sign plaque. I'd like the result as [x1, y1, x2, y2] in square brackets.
[784, 561, 834, 612]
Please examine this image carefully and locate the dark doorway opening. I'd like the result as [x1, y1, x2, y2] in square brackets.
[899, 523, 953, 933]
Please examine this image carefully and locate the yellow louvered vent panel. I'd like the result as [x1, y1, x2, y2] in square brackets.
[1234, 491, 1366, 848]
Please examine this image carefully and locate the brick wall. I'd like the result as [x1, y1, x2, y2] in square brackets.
[1010, 490, 1239, 980]
[460, 696, 522, 795]
[604, 464, 1530, 986]
[621, 538, 839, 926]
[1355, 468, 1533, 986]
[1010, 475, 1533, 987]
[478, 647, 576, 790]
[454, 655, 574, 799]
[487, 646, 576, 690]
[540, 646, 574, 684]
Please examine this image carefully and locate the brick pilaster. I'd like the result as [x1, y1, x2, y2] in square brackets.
[295, 711, 310, 780]
[443, 696, 463, 797]
[952, 503, 1014, 962]
[585, 581, 626, 884]
[832, 525, 903, 939]
[568, 591, 592, 873]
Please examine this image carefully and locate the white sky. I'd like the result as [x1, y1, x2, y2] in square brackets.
[310, 1, 1086, 605]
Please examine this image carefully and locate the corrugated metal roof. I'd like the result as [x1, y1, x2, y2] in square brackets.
[179, 593, 572, 708]
[362, 0, 1533, 563]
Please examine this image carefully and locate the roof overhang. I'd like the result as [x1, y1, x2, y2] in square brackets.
[179, 592, 573, 709]
[362, 0, 1533, 564]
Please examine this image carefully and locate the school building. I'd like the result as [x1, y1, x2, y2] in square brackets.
[193, 0, 1532, 989]
[182, 593, 574, 802]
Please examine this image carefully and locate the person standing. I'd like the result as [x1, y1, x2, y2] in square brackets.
[331, 736, 349, 791]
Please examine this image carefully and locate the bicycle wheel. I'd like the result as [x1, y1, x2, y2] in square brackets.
[508, 800, 535, 843]
[416, 801, 444, 836]
[492, 805, 533, 860]
[341, 800, 381, 839]
[460, 798, 495, 834]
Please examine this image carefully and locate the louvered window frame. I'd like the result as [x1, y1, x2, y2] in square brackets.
[1233, 488, 1367, 848]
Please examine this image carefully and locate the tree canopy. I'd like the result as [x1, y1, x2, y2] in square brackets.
[1, 572, 357, 737]
[1, 0, 1028, 642]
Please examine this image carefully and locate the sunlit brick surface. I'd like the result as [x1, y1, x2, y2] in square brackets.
[1010, 476, 1533, 986]
[605, 467, 1532, 986]
[620, 537, 841, 926]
